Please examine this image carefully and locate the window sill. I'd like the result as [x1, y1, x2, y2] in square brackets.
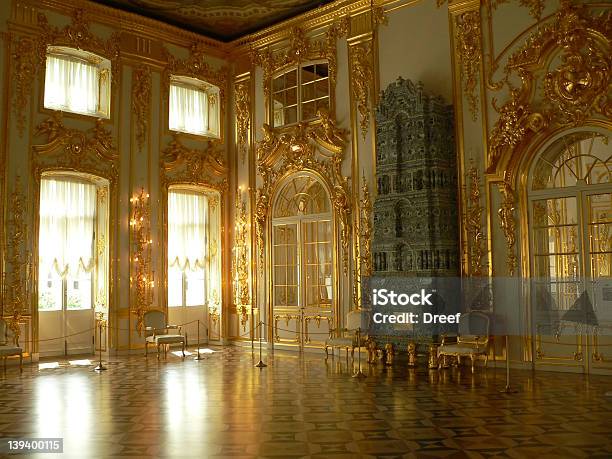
[169, 128, 221, 141]
[43, 106, 110, 121]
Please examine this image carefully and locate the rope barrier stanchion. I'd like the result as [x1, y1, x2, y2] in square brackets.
[255, 321, 267, 368]
[94, 319, 107, 372]
[500, 335, 517, 394]
[194, 319, 203, 361]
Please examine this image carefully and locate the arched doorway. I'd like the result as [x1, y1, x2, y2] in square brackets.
[526, 130, 612, 372]
[271, 173, 335, 348]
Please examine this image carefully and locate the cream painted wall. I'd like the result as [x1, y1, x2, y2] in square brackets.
[379, 1, 452, 102]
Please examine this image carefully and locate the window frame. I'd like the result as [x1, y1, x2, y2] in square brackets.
[270, 60, 331, 129]
[42, 46, 112, 119]
[168, 75, 221, 139]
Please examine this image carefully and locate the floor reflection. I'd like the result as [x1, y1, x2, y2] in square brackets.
[0, 347, 610, 458]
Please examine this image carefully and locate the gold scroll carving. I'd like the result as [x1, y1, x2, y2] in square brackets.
[255, 109, 350, 275]
[466, 166, 486, 276]
[498, 177, 517, 276]
[455, 10, 482, 122]
[488, 1, 611, 173]
[132, 65, 152, 152]
[350, 42, 374, 139]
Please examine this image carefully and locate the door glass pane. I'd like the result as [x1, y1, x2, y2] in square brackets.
[273, 224, 299, 308]
[67, 272, 92, 310]
[168, 267, 183, 307]
[303, 219, 333, 308]
[532, 197, 581, 312]
[186, 269, 205, 306]
[588, 193, 612, 278]
[39, 271, 62, 311]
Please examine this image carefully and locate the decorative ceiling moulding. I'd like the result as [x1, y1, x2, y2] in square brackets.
[231, 0, 387, 51]
[255, 112, 351, 275]
[160, 134, 228, 191]
[29, 0, 228, 56]
[487, 0, 611, 177]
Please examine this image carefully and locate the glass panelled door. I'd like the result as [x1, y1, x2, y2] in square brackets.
[271, 175, 334, 347]
[38, 175, 100, 357]
[528, 132, 612, 372]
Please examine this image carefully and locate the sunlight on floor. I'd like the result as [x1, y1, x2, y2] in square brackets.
[38, 362, 60, 370]
[69, 359, 92, 366]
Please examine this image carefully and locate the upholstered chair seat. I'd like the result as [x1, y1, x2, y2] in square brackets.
[437, 311, 490, 373]
[143, 310, 186, 359]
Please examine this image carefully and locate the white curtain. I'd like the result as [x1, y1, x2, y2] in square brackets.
[168, 190, 208, 271]
[169, 84, 209, 135]
[44, 54, 100, 115]
[39, 178, 96, 278]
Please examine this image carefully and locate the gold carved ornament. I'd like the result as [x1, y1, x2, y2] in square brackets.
[350, 42, 374, 139]
[11, 36, 38, 137]
[233, 188, 250, 331]
[161, 135, 228, 190]
[498, 177, 517, 276]
[5, 178, 29, 344]
[455, 10, 483, 122]
[132, 65, 152, 152]
[130, 188, 154, 336]
[235, 82, 250, 165]
[488, 1, 611, 173]
[359, 175, 373, 278]
[251, 20, 349, 103]
[465, 166, 486, 276]
[33, 113, 118, 175]
[255, 108, 351, 275]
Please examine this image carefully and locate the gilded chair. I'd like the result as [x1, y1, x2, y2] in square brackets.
[144, 310, 185, 359]
[324, 310, 368, 360]
[437, 311, 490, 373]
[0, 319, 23, 371]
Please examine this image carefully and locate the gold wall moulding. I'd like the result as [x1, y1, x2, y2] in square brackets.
[11, 36, 38, 137]
[488, 0, 611, 173]
[132, 65, 152, 152]
[359, 175, 373, 278]
[233, 188, 250, 330]
[235, 81, 250, 165]
[251, 20, 349, 105]
[455, 9, 482, 122]
[498, 177, 517, 276]
[465, 166, 486, 276]
[33, 113, 118, 176]
[255, 109, 351, 275]
[350, 41, 374, 139]
[130, 189, 154, 336]
[5, 177, 30, 344]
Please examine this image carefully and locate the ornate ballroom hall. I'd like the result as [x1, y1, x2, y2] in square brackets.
[0, 0, 611, 457]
